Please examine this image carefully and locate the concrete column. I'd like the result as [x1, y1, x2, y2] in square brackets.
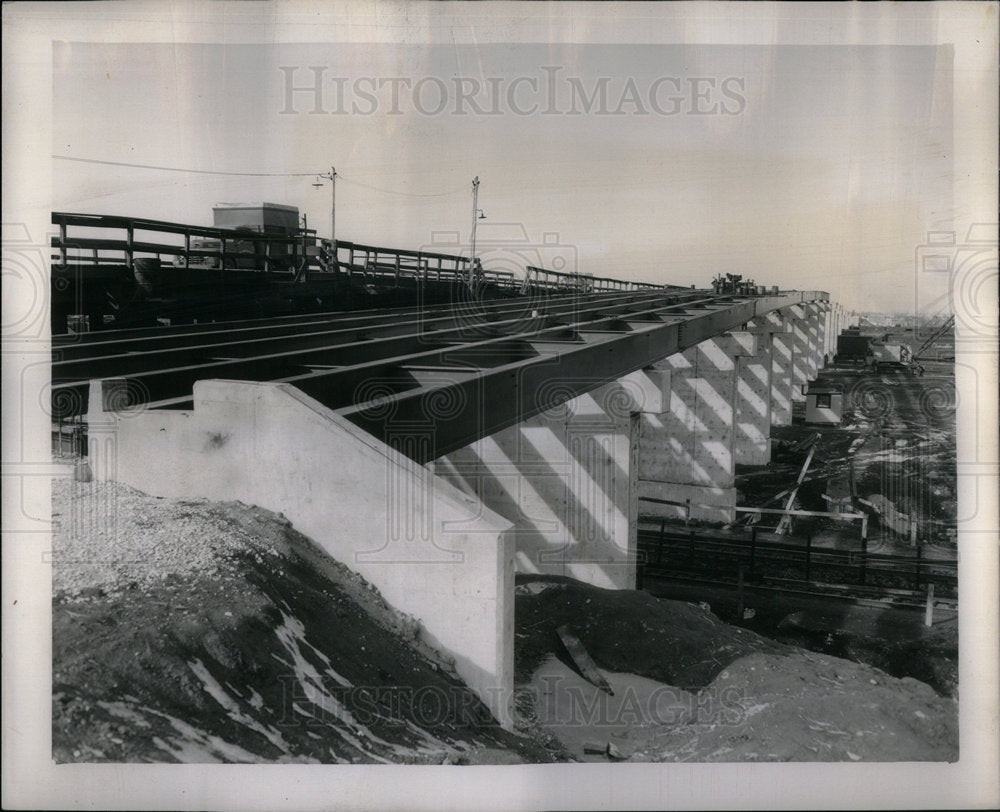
[829, 303, 842, 359]
[747, 312, 795, 430]
[436, 373, 655, 590]
[638, 332, 755, 523]
[86, 377, 128, 482]
[787, 305, 811, 402]
[735, 332, 772, 465]
[769, 332, 795, 425]
[823, 302, 837, 360]
[802, 303, 823, 379]
[816, 302, 831, 368]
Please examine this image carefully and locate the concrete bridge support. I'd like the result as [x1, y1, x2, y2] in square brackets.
[638, 332, 756, 523]
[788, 303, 825, 401]
[803, 302, 824, 379]
[435, 373, 662, 591]
[735, 333, 772, 466]
[814, 302, 830, 368]
[830, 303, 847, 356]
[824, 302, 841, 360]
[87, 379, 517, 729]
[746, 313, 794, 430]
[769, 331, 796, 425]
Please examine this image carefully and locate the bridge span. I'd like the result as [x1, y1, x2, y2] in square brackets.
[71, 283, 846, 728]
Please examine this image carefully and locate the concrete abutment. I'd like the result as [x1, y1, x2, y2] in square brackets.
[87, 379, 517, 729]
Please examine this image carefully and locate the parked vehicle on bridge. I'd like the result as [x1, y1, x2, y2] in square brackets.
[173, 233, 260, 270]
[173, 204, 307, 273]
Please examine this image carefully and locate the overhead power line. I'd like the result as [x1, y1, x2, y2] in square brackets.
[337, 174, 466, 198]
[53, 155, 470, 197]
[52, 155, 318, 177]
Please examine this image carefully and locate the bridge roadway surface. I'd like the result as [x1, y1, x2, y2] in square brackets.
[54, 287, 828, 463]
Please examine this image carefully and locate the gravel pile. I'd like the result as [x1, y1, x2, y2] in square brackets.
[52, 477, 272, 596]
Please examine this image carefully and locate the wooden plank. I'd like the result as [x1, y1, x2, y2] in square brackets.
[556, 625, 613, 696]
[775, 434, 821, 535]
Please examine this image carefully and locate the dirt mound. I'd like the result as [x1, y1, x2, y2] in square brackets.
[515, 575, 958, 761]
[515, 574, 787, 688]
[53, 480, 561, 764]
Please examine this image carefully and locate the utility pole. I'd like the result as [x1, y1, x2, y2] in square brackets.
[469, 176, 486, 289]
[314, 165, 337, 247]
[313, 167, 337, 271]
[328, 166, 337, 248]
[470, 176, 480, 288]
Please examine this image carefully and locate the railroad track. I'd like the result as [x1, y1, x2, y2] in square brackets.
[636, 526, 957, 598]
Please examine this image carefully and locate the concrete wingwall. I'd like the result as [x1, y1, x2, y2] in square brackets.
[87, 379, 516, 729]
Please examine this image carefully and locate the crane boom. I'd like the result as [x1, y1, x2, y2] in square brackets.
[913, 315, 955, 361]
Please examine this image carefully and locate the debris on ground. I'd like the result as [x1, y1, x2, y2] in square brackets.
[556, 624, 614, 695]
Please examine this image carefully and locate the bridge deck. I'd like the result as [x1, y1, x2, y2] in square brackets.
[58, 288, 828, 462]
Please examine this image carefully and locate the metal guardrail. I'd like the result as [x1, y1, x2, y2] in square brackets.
[51, 211, 322, 277]
[524, 265, 668, 293]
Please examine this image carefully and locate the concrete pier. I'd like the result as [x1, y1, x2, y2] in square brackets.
[638, 332, 756, 523]
[735, 331, 773, 465]
[747, 313, 795, 427]
[436, 373, 662, 591]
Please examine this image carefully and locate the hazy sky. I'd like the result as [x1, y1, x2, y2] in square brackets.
[53, 40, 953, 311]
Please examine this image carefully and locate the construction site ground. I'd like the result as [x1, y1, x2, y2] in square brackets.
[635, 358, 959, 709]
[53, 474, 957, 764]
[734, 358, 958, 555]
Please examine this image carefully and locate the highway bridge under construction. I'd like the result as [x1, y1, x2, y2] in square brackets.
[53, 209, 856, 727]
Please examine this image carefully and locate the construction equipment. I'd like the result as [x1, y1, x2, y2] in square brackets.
[911, 315, 956, 365]
[869, 315, 955, 375]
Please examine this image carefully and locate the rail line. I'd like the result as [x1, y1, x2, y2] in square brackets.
[636, 525, 957, 598]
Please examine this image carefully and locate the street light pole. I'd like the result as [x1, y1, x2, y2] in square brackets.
[327, 166, 337, 249]
[313, 166, 337, 270]
[470, 176, 480, 288]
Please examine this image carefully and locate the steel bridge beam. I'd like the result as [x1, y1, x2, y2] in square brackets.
[53, 290, 724, 413]
[337, 293, 825, 462]
[76, 289, 827, 463]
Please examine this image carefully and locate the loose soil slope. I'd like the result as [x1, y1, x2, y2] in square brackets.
[52, 478, 561, 764]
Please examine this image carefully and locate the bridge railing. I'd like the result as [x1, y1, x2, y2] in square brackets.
[51, 213, 820, 299]
[51, 211, 324, 277]
[523, 265, 668, 294]
[334, 241, 528, 291]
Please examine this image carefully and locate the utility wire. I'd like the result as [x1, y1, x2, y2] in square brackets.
[53, 155, 471, 196]
[336, 174, 467, 198]
[53, 155, 319, 177]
